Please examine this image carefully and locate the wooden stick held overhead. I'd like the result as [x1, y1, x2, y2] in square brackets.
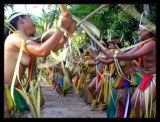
[58, 4, 68, 14]
[76, 4, 108, 27]
[80, 24, 104, 50]
[58, 4, 75, 36]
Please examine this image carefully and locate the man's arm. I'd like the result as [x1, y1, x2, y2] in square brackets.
[87, 60, 100, 66]
[12, 29, 64, 57]
[126, 46, 139, 55]
[32, 32, 54, 43]
[73, 58, 99, 66]
[116, 41, 155, 60]
[97, 57, 114, 64]
[52, 36, 67, 51]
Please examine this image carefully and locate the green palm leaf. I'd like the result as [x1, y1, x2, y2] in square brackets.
[73, 15, 100, 38]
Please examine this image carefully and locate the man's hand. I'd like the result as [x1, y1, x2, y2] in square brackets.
[88, 49, 97, 59]
[66, 21, 77, 36]
[98, 44, 114, 59]
[60, 12, 74, 30]
[107, 50, 114, 59]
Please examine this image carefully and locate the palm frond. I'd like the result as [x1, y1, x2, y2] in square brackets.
[73, 15, 100, 38]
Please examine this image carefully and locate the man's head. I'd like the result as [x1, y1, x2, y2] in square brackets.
[138, 24, 155, 41]
[107, 39, 119, 49]
[8, 12, 36, 36]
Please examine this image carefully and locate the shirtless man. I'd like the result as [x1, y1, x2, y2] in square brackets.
[4, 12, 76, 113]
[98, 25, 156, 117]
[89, 39, 136, 111]
[90, 37, 147, 117]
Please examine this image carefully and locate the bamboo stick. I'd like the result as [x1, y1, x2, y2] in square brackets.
[76, 4, 108, 26]
[33, 4, 108, 42]
[58, 4, 68, 14]
[79, 23, 103, 49]
[80, 21, 153, 53]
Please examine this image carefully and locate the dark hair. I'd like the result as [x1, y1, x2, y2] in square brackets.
[79, 48, 84, 53]
[116, 43, 123, 48]
[4, 12, 26, 41]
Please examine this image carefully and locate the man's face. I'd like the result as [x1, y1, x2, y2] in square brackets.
[108, 42, 116, 49]
[24, 16, 36, 36]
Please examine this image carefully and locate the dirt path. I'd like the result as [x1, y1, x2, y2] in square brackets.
[40, 81, 106, 118]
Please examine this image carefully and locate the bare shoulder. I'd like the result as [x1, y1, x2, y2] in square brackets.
[5, 34, 19, 50]
[4, 34, 19, 52]
[144, 40, 156, 48]
[7, 32, 29, 41]
[5, 32, 39, 47]
[5, 33, 18, 44]
[147, 39, 156, 45]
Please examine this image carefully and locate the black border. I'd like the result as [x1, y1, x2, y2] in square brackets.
[1, 0, 159, 121]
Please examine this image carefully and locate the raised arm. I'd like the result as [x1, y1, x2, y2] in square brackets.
[52, 36, 68, 52]
[12, 30, 65, 57]
[11, 12, 76, 57]
[103, 41, 155, 60]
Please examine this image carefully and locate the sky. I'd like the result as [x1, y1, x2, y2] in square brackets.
[5, 4, 45, 18]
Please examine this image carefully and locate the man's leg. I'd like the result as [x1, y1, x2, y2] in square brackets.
[115, 89, 126, 118]
[88, 77, 96, 99]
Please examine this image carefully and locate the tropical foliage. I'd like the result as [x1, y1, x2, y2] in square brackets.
[4, 4, 156, 117]
[5, 4, 156, 46]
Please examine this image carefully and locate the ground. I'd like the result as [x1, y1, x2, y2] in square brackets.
[39, 81, 106, 118]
